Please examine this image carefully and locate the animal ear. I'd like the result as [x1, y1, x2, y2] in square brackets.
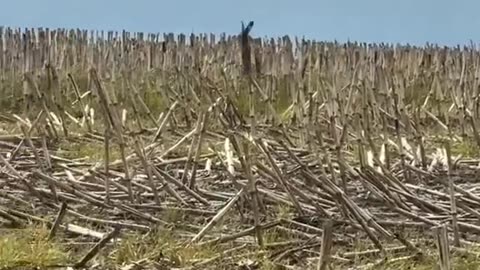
[241, 21, 254, 37]
[247, 21, 254, 31]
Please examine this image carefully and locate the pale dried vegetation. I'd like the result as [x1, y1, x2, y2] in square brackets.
[1, 24, 480, 269]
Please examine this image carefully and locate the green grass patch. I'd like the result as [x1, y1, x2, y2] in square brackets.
[143, 87, 168, 118]
[0, 225, 70, 269]
[111, 227, 218, 268]
[376, 250, 480, 270]
[451, 138, 480, 158]
[56, 139, 123, 162]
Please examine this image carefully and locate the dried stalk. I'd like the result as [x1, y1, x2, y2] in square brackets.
[190, 187, 245, 244]
[445, 140, 460, 247]
[74, 226, 121, 268]
[435, 224, 451, 270]
[317, 220, 334, 270]
[48, 202, 68, 239]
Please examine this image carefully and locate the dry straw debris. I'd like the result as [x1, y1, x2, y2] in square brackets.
[1, 25, 480, 269]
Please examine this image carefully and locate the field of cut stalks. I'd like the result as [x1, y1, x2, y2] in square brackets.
[2, 25, 480, 269]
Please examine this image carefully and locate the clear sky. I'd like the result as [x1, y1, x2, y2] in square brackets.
[2, 0, 479, 46]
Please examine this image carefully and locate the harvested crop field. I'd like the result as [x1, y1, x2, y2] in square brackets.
[1, 26, 480, 269]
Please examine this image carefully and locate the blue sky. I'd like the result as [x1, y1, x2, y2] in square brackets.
[1, 0, 479, 46]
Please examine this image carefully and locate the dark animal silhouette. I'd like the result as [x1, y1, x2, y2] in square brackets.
[241, 21, 254, 75]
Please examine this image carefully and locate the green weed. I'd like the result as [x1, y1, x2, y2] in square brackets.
[0, 225, 70, 269]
